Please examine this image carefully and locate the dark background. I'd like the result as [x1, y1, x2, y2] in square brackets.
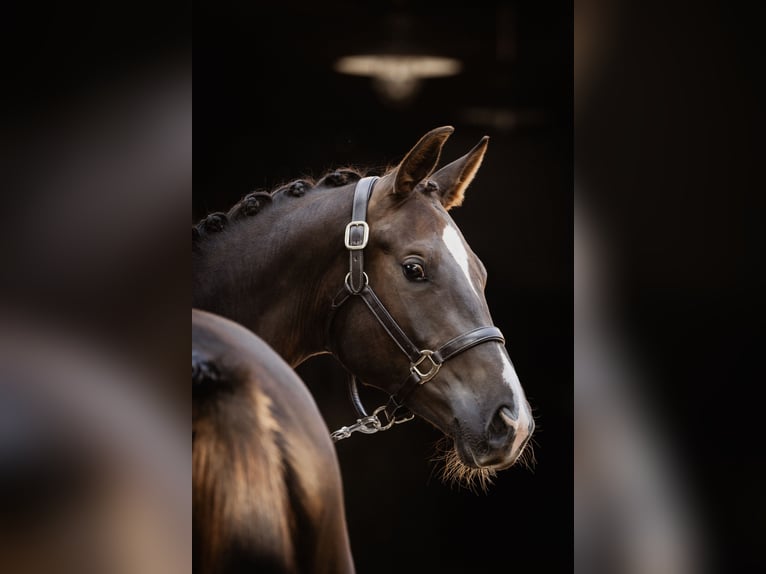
[196, 1, 572, 571]
[2, 0, 763, 570]
[577, 0, 766, 570]
[3, 0, 763, 571]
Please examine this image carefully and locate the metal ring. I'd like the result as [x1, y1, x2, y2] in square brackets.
[394, 411, 415, 425]
[372, 405, 396, 431]
[344, 272, 369, 294]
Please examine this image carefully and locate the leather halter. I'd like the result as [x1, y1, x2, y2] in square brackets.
[329, 176, 506, 442]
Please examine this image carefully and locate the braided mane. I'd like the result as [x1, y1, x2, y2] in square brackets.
[193, 168, 367, 249]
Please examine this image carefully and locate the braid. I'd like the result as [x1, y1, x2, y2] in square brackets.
[193, 167, 370, 249]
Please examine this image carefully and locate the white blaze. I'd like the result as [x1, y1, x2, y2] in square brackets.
[500, 350, 522, 393]
[498, 348, 533, 453]
[441, 224, 481, 300]
[441, 221, 533, 456]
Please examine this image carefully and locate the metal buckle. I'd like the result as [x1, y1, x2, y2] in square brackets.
[344, 221, 369, 250]
[411, 350, 441, 384]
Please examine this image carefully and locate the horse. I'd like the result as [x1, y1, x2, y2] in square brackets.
[193, 309, 355, 574]
[193, 126, 534, 485]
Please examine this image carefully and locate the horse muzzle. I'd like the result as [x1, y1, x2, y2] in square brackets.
[456, 404, 535, 469]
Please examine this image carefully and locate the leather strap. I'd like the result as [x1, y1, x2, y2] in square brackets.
[346, 176, 376, 292]
[391, 326, 505, 406]
[348, 374, 368, 417]
[357, 286, 422, 362]
[432, 326, 504, 363]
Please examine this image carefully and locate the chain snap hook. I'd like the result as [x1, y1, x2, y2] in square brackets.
[331, 401, 415, 442]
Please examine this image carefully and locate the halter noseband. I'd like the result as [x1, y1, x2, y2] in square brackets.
[329, 176, 505, 442]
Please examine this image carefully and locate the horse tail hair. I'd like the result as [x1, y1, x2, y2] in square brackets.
[193, 355, 295, 574]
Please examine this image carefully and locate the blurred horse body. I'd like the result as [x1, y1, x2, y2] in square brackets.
[192, 309, 354, 574]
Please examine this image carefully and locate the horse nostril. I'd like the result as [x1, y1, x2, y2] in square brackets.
[486, 405, 517, 448]
[499, 405, 517, 426]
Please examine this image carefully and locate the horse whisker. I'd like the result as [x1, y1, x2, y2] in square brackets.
[431, 437, 496, 494]
[430, 433, 538, 491]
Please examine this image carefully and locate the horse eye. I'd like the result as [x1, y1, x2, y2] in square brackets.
[402, 262, 426, 281]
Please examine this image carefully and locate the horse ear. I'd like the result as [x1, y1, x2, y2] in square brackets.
[429, 136, 489, 210]
[393, 126, 454, 196]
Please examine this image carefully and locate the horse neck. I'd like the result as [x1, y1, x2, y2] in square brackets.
[193, 186, 354, 365]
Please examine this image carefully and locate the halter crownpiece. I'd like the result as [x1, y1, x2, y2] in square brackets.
[330, 176, 506, 442]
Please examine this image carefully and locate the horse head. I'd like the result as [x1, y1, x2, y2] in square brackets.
[330, 127, 534, 485]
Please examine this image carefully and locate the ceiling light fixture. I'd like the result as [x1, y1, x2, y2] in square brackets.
[334, 12, 462, 105]
[335, 54, 461, 103]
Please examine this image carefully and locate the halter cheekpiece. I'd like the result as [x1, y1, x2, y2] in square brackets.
[329, 176, 506, 442]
